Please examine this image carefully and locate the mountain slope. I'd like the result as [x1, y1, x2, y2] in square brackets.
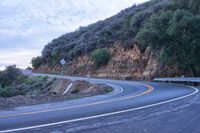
[33, 0, 200, 79]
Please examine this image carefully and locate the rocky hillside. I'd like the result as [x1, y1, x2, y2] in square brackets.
[33, 0, 200, 80]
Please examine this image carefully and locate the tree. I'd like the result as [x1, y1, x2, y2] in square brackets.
[166, 10, 200, 76]
[0, 65, 22, 88]
[189, 0, 200, 14]
[136, 9, 200, 76]
[31, 56, 43, 69]
[135, 10, 173, 51]
[0, 71, 5, 88]
[90, 48, 111, 68]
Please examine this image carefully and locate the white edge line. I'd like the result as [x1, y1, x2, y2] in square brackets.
[33, 74, 124, 102]
[0, 85, 198, 133]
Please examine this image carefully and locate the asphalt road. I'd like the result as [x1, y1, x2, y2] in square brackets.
[0, 74, 199, 133]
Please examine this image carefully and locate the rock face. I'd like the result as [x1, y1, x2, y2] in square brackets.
[36, 42, 168, 80]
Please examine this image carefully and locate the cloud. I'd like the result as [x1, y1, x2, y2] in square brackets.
[0, 48, 41, 70]
[0, 0, 148, 69]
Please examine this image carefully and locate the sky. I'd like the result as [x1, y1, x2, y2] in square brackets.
[0, 0, 148, 70]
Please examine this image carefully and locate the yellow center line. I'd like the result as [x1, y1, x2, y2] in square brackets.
[0, 83, 154, 119]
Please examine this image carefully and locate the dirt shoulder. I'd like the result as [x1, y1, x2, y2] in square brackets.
[0, 77, 113, 109]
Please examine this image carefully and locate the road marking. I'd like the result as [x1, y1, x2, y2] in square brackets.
[0, 83, 153, 119]
[0, 85, 198, 133]
[0, 85, 124, 118]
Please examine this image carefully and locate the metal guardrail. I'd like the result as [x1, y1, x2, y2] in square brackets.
[154, 77, 200, 86]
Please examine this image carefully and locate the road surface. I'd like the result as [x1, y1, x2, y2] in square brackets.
[0, 74, 199, 133]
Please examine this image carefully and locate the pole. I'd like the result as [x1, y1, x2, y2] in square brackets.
[61, 64, 64, 75]
[60, 58, 66, 76]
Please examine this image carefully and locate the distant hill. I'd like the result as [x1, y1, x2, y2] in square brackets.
[33, 0, 200, 79]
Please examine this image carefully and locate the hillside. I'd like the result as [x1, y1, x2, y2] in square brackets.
[0, 66, 112, 108]
[32, 0, 200, 80]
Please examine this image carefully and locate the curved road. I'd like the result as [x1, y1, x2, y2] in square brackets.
[0, 74, 198, 133]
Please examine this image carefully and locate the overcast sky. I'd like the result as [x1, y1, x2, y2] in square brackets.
[0, 0, 148, 70]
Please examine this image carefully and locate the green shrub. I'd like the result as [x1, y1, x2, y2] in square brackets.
[24, 77, 35, 85]
[136, 9, 200, 76]
[90, 48, 111, 68]
[0, 65, 23, 88]
[105, 87, 113, 93]
[31, 56, 42, 69]
[0, 87, 25, 98]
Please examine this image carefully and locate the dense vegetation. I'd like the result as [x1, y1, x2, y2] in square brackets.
[0, 65, 24, 88]
[135, 0, 200, 76]
[35, 0, 200, 76]
[31, 56, 43, 69]
[0, 66, 53, 97]
[90, 48, 111, 67]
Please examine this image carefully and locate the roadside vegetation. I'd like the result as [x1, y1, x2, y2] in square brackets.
[135, 2, 200, 76]
[31, 56, 43, 69]
[0, 65, 54, 98]
[0, 65, 113, 108]
[90, 48, 111, 68]
[32, 0, 200, 76]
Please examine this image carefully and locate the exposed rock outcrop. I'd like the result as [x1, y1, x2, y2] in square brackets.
[36, 43, 166, 80]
